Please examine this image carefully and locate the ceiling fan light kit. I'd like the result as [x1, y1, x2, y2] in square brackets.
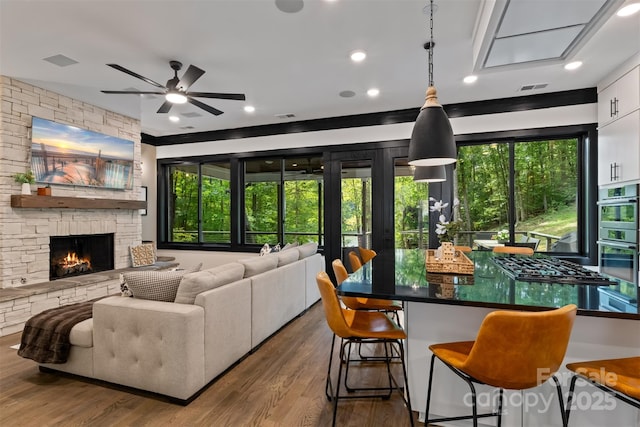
[408, 0, 457, 169]
[101, 60, 246, 116]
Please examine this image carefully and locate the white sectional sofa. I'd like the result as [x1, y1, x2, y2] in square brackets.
[38, 243, 324, 403]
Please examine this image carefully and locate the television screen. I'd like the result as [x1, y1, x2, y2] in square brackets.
[30, 117, 134, 190]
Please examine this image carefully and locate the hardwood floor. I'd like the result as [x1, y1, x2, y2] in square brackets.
[0, 302, 421, 426]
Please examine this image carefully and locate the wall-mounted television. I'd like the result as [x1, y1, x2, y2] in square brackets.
[31, 117, 134, 190]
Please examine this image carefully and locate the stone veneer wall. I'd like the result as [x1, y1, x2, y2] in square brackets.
[0, 76, 143, 289]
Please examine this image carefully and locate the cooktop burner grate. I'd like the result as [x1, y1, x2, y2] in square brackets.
[493, 256, 615, 285]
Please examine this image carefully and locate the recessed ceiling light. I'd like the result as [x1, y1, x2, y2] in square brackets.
[367, 88, 380, 97]
[169, 115, 180, 123]
[244, 105, 256, 113]
[350, 50, 366, 62]
[463, 75, 478, 84]
[617, 2, 640, 16]
[564, 61, 583, 71]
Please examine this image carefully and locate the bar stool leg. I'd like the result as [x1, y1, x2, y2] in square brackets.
[325, 334, 337, 402]
[551, 375, 568, 427]
[565, 374, 579, 426]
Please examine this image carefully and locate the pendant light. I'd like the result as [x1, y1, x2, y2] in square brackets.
[408, 0, 456, 167]
[413, 165, 446, 183]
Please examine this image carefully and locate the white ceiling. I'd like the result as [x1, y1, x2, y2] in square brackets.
[1, 0, 639, 138]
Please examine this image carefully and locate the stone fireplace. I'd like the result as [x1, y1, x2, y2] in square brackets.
[50, 233, 114, 280]
[0, 76, 143, 289]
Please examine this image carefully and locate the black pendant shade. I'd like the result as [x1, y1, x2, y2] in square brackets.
[413, 165, 446, 182]
[408, 88, 456, 167]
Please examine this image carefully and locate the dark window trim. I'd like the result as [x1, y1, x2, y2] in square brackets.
[453, 123, 598, 265]
[143, 88, 596, 146]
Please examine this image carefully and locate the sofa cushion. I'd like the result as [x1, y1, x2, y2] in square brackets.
[123, 270, 189, 302]
[239, 255, 278, 277]
[277, 249, 299, 266]
[297, 242, 318, 259]
[69, 318, 93, 348]
[175, 262, 245, 304]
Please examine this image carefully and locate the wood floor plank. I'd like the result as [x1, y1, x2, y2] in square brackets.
[0, 302, 420, 426]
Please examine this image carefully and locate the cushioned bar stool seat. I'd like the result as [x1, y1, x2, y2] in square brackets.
[565, 356, 640, 424]
[316, 271, 414, 427]
[425, 304, 577, 427]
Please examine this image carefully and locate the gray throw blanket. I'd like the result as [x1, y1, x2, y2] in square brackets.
[18, 300, 96, 364]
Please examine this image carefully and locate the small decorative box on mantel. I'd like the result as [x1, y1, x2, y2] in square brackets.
[426, 242, 475, 275]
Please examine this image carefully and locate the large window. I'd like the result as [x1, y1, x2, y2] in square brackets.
[394, 159, 430, 249]
[168, 164, 199, 243]
[168, 162, 231, 243]
[456, 138, 579, 252]
[243, 157, 324, 246]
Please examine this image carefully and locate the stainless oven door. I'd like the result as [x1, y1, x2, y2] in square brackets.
[598, 198, 637, 231]
[597, 240, 639, 284]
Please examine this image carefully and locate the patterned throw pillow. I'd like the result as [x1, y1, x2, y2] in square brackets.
[130, 243, 156, 267]
[123, 270, 188, 302]
[259, 243, 271, 256]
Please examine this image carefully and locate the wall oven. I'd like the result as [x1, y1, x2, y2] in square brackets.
[597, 184, 639, 313]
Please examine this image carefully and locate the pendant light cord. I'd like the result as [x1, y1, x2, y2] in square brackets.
[428, 0, 434, 87]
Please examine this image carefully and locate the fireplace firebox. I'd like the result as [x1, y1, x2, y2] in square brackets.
[50, 233, 114, 280]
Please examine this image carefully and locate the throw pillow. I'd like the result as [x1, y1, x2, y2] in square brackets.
[270, 243, 281, 253]
[282, 242, 299, 251]
[123, 270, 187, 302]
[259, 243, 271, 256]
[297, 242, 318, 259]
[130, 243, 156, 267]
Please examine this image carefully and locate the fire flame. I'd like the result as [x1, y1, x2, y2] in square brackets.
[61, 252, 91, 269]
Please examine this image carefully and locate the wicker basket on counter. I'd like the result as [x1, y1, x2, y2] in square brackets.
[426, 242, 475, 274]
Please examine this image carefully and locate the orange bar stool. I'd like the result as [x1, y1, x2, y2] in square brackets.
[332, 259, 402, 323]
[358, 246, 377, 263]
[493, 245, 534, 255]
[454, 245, 472, 253]
[348, 250, 363, 271]
[565, 356, 640, 424]
[316, 271, 414, 427]
[425, 304, 577, 427]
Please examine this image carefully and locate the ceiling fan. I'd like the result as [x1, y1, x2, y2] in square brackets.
[101, 60, 246, 116]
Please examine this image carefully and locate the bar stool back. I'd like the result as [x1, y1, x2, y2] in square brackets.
[425, 304, 577, 427]
[493, 245, 534, 255]
[358, 247, 377, 263]
[348, 250, 363, 271]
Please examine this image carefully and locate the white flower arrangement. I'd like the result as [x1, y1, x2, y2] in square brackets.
[429, 197, 462, 243]
[496, 229, 509, 241]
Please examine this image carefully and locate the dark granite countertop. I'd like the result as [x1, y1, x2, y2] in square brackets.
[337, 249, 639, 320]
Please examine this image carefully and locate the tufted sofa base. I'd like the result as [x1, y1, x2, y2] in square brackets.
[34, 251, 324, 403]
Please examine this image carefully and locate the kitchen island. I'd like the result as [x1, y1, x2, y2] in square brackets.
[338, 250, 640, 427]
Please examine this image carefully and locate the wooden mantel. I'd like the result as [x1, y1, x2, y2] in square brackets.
[11, 195, 146, 210]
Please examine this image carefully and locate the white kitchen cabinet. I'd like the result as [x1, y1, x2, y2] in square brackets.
[598, 109, 640, 186]
[597, 66, 639, 128]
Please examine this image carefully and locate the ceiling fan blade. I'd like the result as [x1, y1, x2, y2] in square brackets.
[186, 92, 246, 101]
[188, 97, 224, 116]
[157, 101, 173, 114]
[177, 65, 205, 91]
[106, 64, 166, 89]
[101, 90, 165, 95]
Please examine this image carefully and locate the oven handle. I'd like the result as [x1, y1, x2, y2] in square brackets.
[597, 240, 638, 250]
[597, 197, 638, 205]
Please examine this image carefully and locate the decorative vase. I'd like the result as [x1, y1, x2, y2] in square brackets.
[21, 183, 31, 195]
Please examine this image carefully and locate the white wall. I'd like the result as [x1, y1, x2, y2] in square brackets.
[156, 103, 597, 159]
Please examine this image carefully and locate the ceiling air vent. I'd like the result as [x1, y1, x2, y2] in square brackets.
[182, 112, 202, 118]
[275, 113, 296, 119]
[519, 83, 548, 92]
[180, 126, 195, 130]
